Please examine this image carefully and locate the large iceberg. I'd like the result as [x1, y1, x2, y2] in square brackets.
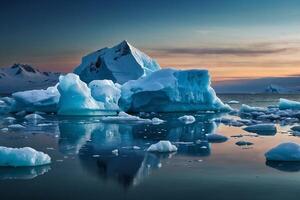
[11, 85, 59, 113]
[119, 68, 231, 112]
[57, 73, 119, 116]
[265, 142, 300, 161]
[0, 147, 51, 167]
[74, 40, 160, 84]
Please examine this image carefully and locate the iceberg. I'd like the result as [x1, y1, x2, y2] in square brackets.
[11, 85, 59, 113]
[57, 73, 118, 116]
[88, 80, 121, 110]
[147, 141, 177, 153]
[243, 124, 277, 135]
[8, 124, 25, 129]
[178, 115, 196, 124]
[205, 134, 228, 143]
[119, 68, 231, 112]
[265, 142, 300, 161]
[279, 98, 300, 110]
[0, 147, 51, 167]
[24, 113, 45, 121]
[74, 40, 160, 84]
[239, 104, 267, 113]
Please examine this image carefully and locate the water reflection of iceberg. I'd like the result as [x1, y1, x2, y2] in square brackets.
[266, 161, 300, 172]
[57, 113, 220, 187]
[0, 165, 51, 180]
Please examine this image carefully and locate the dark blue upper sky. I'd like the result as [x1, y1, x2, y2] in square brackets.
[1, 0, 300, 80]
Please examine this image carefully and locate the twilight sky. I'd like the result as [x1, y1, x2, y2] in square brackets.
[1, 0, 300, 81]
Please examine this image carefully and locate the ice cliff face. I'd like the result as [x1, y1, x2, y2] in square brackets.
[119, 68, 231, 113]
[74, 40, 160, 84]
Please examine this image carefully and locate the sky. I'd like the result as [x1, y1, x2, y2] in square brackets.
[0, 0, 300, 82]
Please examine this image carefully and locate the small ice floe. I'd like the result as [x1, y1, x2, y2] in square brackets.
[8, 124, 25, 130]
[265, 142, 300, 161]
[0, 146, 51, 167]
[178, 115, 196, 124]
[101, 111, 152, 123]
[227, 100, 239, 104]
[147, 140, 177, 153]
[279, 98, 300, 110]
[4, 117, 16, 123]
[256, 114, 280, 121]
[133, 146, 141, 150]
[24, 113, 45, 121]
[240, 104, 267, 113]
[243, 124, 277, 135]
[15, 110, 27, 116]
[205, 134, 228, 143]
[235, 141, 253, 146]
[291, 126, 300, 132]
[1, 128, 8, 132]
[37, 123, 53, 127]
[151, 117, 165, 125]
[112, 149, 119, 155]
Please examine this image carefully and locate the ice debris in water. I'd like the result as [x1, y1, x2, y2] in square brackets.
[101, 111, 151, 123]
[178, 115, 196, 124]
[239, 104, 267, 113]
[119, 68, 231, 113]
[151, 117, 165, 125]
[227, 100, 239, 104]
[243, 124, 277, 135]
[112, 149, 119, 156]
[205, 134, 228, 143]
[24, 113, 45, 121]
[8, 124, 25, 129]
[265, 142, 300, 161]
[235, 141, 253, 146]
[147, 140, 178, 153]
[0, 146, 51, 167]
[279, 98, 300, 110]
[1, 128, 8, 132]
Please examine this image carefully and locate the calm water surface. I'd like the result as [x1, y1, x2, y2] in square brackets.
[1, 94, 300, 200]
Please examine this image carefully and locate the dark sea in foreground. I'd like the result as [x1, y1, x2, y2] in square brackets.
[1, 94, 300, 200]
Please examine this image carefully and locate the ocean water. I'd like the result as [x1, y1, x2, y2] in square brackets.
[1, 94, 300, 200]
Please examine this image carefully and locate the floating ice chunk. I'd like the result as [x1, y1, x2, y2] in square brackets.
[147, 140, 177, 153]
[24, 113, 45, 121]
[257, 114, 280, 121]
[291, 126, 300, 132]
[101, 111, 152, 123]
[151, 117, 164, 125]
[178, 115, 196, 124]
[0, 147, 51, 167]
[265, 142, 300, 161]
[133, 146, 141, 150]
[8, 124, 25, 129]
[119, 68, 231, 112]
[227, 100, 239, 104]
[4, 117, 16, 123]
[235, 141, 253, 146]
[279, 98, 300, 110]
[37, 123, 53, 127]
[58, 73, 115, 116]
[1, 128, 8, 132]
[112, 149, 119, 156]
[243, 124, 277, 135]
[240, 104, 267, 113]
[88, 80, 121, 110]
[205, 134, 228, 143]
[11, 85, 59, 113]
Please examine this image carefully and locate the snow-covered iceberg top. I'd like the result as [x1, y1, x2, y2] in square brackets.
[0, 147, 51, 167]
[147, 141, 177, 153]
[119, 68, 231, 113]
[74, 40, 160, 84]
[265, 142, 300, 161]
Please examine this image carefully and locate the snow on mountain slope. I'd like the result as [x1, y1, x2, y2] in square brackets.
[74, 40, 160, 84]
[0, 64, 60, 94]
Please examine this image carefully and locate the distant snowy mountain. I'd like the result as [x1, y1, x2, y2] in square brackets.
[0, 64, 60, 94]
[264, 84, 294, 94]
[74, 40, 160, 84]
[213, 76, 300, 94]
